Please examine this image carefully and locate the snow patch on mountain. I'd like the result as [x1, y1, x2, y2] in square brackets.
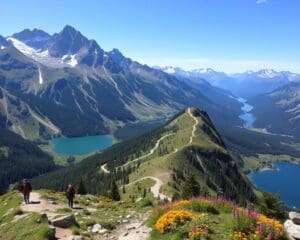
[7, 37, 78, 68]
[0, 46, 5, 50]
[61, 54, 78, 67]
[38, 66, 43, 84]
[192, 68, 215, 74]
[257, 69, 279, 78]
[164, 66, 176, 74]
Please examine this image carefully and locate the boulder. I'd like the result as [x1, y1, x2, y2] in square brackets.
[51, 214, 76, 228]
[290, 212, 300, 225]
[284, 220, 300, 240]
[92, 223, 102, 233]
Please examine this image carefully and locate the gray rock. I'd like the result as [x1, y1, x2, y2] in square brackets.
[92, 223, 102, 233]
[284, 220, 300, 240]
[122, 219, 129, 223]
[290, 212, 300, 225]
[51, 214, 76, 228]
[98, 229, 107, 234]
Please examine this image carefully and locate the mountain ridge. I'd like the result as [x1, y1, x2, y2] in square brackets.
[32, 107, 256, 203]
[0, 25, 242, 139]
[159, 66, 300, 98]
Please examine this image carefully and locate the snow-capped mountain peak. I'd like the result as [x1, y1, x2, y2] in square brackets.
[191, 68, 215, 74]
[11, 28, 50, 50]
[7, 37, 78, 68]
[257, 69, 279, 78]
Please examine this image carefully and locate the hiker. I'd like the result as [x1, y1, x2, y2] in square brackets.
[66, 184, 75, 208]
[20, 179, 32, 204]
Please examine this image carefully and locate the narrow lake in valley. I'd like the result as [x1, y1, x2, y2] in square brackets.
[237, 97, 256, 129]
[236, 97, 300, 209]
[249, 162, 300, 209]
[51, 135, 114, 155]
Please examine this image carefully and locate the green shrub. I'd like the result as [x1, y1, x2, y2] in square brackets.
[82, 209, 91, 215]
[185, 201, 206, 212]
[72, 228, 80, 235]
[85, 219, 96, 227]
[100, 221, 116, 230]
[206, 205, 219, 215]
[140, 198, 153, 208]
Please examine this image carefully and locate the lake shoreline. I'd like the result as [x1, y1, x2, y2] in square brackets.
[249, 161, 300, 209]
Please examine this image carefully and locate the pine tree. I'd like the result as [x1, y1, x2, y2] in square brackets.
[77, 176, 87, 195]
[109, 180, 121, 201]
[181, 174, 200, 199]
[260, 192, 285, 219]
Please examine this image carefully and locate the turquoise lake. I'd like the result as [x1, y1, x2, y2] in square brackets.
[250, 162, 300, 209]
[51, 135, 114, 155]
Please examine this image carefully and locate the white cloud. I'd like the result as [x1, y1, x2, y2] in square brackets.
[256, 0, 267, 4]
[134, 56, 300, 74]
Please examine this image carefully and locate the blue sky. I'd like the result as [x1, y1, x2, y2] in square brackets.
[1, 0, 299, 73]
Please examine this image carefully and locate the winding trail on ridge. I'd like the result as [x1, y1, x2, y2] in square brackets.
[124, 176, 171, 201]
[188, 108, 199, 145]
[101, 133, 174, 173]
[101, 108, 199, 202]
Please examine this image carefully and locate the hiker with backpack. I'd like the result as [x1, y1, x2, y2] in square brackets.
[66, 184, 75, 208]
[20, 179, 32, 204]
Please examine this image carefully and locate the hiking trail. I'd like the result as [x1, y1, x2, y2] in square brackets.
[124, 176, 171, 201]
[100, 132, 174, 174]
[188, 108, 198, 144]
[20, 192, 72, 240]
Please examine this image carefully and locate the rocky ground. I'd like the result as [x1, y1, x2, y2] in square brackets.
[18, 191, 153, 240]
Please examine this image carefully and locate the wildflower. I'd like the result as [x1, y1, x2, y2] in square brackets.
[155, 209, 194, 233]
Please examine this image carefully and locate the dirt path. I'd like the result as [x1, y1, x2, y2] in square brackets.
[101, 132, 174, 174]
[188, 108, 198, 145]
[124, 176, 171, 201]
[20, 192, 72, 240]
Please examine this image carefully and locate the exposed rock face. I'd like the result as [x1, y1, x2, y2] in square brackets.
[285, 212, 300, 240]
[51, 214, 76, 228]
[290, 212, 300, 225]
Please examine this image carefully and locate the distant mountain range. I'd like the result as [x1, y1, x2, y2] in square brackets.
[0, 26, 242, 140]
[159, 66, 300, 98]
